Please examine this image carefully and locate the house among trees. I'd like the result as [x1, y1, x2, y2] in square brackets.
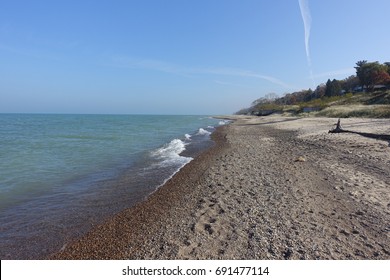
[355, 61, 390, 92]
[238, 60, 390, 116]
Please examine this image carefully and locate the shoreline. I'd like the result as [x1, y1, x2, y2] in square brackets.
[51, 124, 230, 259]
[52, 116, 390, 259]
[0, 115, 222, 260]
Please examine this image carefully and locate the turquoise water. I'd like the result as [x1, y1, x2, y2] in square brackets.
[0, 114, 227, 259]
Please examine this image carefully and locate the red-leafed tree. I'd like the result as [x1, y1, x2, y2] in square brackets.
[355, 61, 390, 91]
[371, 70, 390, 86]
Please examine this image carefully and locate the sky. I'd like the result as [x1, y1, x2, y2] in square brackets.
[1, 0, 389, 115]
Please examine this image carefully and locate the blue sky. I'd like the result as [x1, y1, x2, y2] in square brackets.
[1, 0, 389, 114]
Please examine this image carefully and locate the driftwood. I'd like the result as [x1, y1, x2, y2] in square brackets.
[328, 118, 390, 144]
[329, 118, 344, 133]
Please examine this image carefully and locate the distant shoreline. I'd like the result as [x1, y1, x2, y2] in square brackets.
[52, 116, 390, 259]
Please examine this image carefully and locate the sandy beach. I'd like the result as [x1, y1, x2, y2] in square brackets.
[52, 116, 390, 260]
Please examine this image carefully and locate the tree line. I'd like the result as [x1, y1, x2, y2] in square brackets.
[238, 61, 390, 114]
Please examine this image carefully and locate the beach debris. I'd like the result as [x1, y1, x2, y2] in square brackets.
[295, 156, 306, 162]
[329, 118, 344, 133]
[328, 118, 390, 143]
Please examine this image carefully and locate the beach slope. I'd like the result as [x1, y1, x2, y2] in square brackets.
[53, 116, 390, 259]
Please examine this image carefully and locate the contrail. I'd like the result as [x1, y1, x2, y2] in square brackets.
[299, 0, 311, 65]
[298, 0, 315, 87]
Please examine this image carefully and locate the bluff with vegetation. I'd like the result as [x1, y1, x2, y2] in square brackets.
[237, 61, 390, 118]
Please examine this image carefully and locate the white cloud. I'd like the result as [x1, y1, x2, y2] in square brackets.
[203, 68, 295, 89]
[312, 68, 355, 80]
[214, 80, 253, 88]
[110, 56, 295, 89]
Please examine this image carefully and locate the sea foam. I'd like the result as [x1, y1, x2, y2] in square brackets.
[0, 114, 223, 259]
[197, 128, 211, 135]
[152, 139, 192, 166]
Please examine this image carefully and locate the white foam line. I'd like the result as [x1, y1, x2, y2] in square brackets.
[148, 157, 193, 196]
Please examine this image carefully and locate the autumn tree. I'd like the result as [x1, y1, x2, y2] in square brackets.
[384, 62, 390, 85]
[385, 62, 390, 75]
[355, 61, 390, 91]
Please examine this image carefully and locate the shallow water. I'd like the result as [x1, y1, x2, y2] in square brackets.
[0, 114, 228, 259]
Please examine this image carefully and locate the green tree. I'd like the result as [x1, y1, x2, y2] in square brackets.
[355, 61, 390, 91]
[354, 60, 368, 90]
[341, 75, 359, 92]
[325, 79, 332, 97]
[313, 83, 326, 99]
[325, 79, 342, 97]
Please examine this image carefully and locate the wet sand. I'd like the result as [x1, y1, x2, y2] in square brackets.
[52, 116, 390, 259]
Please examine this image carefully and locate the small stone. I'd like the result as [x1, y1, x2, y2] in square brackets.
[295, 156, 306, 162]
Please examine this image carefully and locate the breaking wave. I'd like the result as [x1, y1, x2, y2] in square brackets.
[151, 139, 192, 166]
[197, 128, 211, 135]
